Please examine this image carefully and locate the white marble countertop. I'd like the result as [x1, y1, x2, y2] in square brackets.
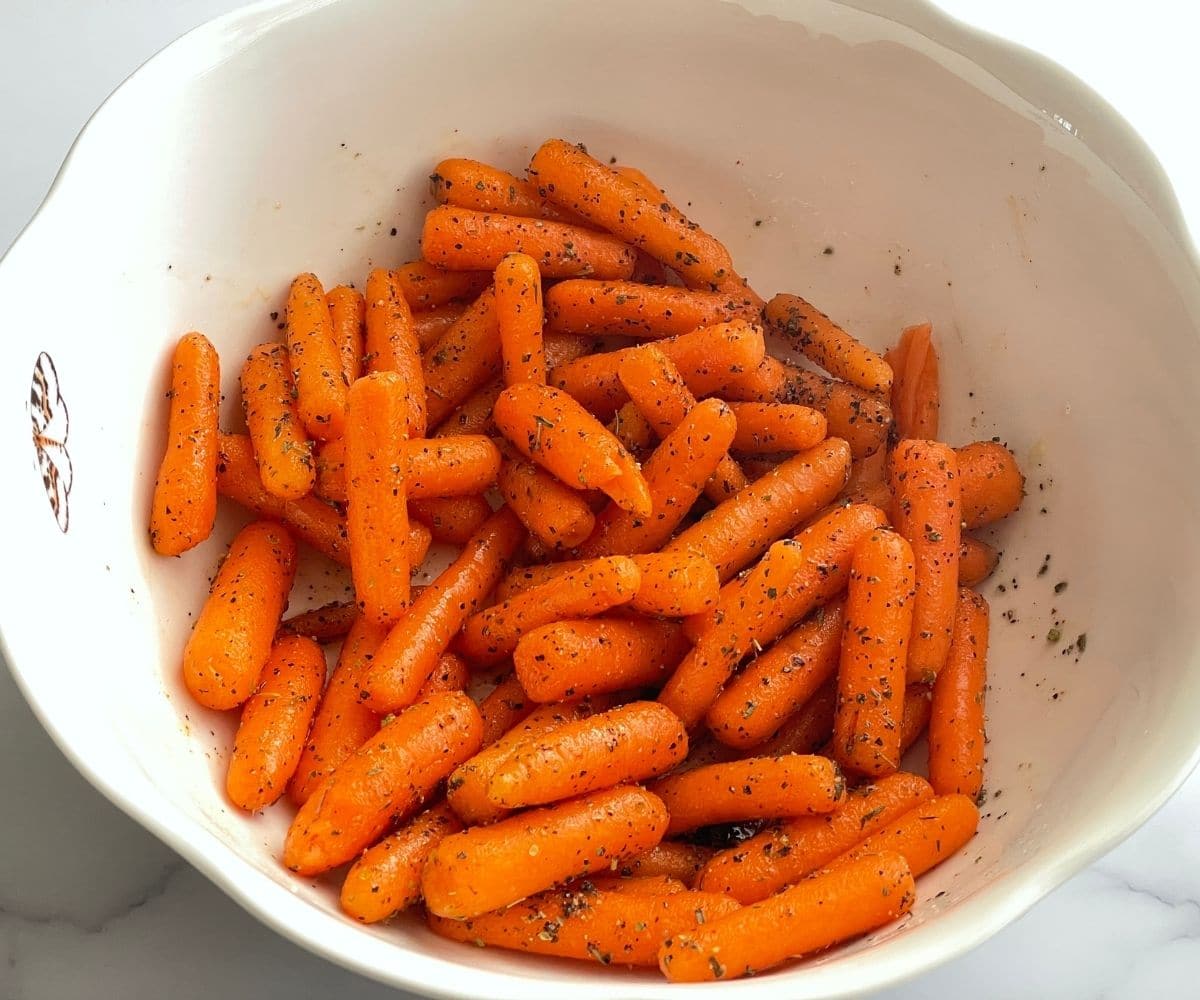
[3, 2, 1199, 997]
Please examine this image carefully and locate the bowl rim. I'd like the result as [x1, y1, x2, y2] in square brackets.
[4, 0, 1200, 995]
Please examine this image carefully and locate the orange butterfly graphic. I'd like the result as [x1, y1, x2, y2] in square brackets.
[30, 352, 72, 533]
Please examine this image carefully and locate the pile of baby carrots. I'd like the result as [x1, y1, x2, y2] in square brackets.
[149, 138, 1024, 983]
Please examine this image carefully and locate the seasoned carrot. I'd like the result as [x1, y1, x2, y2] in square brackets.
[580, 398, 736, 557]
[414, 301, 469, 351]
[408, 521, 434, 569]
[327, 284, 365, 387]
[487, 702, 688, 808]
[312, 437, 347, 503]
[766, 292, 893, 394]
[285, 273, 347, 441]
[697, 772, 933, 903]
[835, 793, 979, 877]
[363, 268, 426, 436]
[422, 785, 668, 918]
[494, 382, 651, 516]
[580, 874, 686, 896]
[284, 692, 482, 875]
[363, 508, 525, 711]
[431, 885, 738, 967]
[227, 635, 324, 811]
[706, 600, 845, 749]
[651, 755, 843, 835]
[887, 322, 940, 440]
[727, 402, 827, 454]
[760, 677, 838, 757]
[423, 287, 500, 428]
[630, 250, 682, 286]
[514, 617, 690, 702]
[409, 495, 493, 545]
[664, 438, 851, 583]
[477, 673, 535, 746]
[834, 529, 916, 777]
[280, 599, 357, 642]
[609, 402, 656, 459]
[458, 555, 641, 664]
[611, 163, 666, 199]
[627, 550, 719, 617]
[392, 259, 490, 308]
[433, 377, 504, 436]
[341, 802, 462, 923]
[497, 457, 595, 550]
[494, 252, 546, 386]
[615, 843, 715, 887]
[416, 652, 471, 698]
[900, 682, 934, 753]
[182, 521, 297, 711]
[430, 157, 583, 223]
[545, 280, 755, 338]
[959, 536, 1000, 586]
[344, 373, 411, 625]
[929, 588, 989, 799]
[422, 205, 636, 280]
[287, 612, 385, 806]
[957, 441, 1025, 529]
[660, 852, 913, 982]
[151, 332, 219, 555]
[240, 343, 315, 500]
[890, 440, 961, 682]
[407, 436, 502, 498]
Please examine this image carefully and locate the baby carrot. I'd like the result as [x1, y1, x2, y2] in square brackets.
[486, 702, 688, 808]
[956, 441, 1025, 529]
[900, 683, 934, 753]
[327, 284, 365, 387]
[422, 205, 637, 280]
[151, 331, 219, 555]
[414, 301, 469, 350]
[341, 802, 462, 923]
[834, 529, 917, 777]
[345, 373, 411, 625]
[497, 457, 595, 550]
[416, 652, 471, 698]
[887, 322, 940, 440]
[286, 273, 347, 441]
[609, 402, 656, 459]
[240, 343, 316, 500]
[545, 280, 755, 338]
[393, 259, 490, 308]
[706, 600, 845, 749]
[697, 772, 933, 903]
[363, 508, 524, 711]
[407, 436, 502, 498]
[280, 599, 357, 643]
[665, 438, 852, 583]
[929, 588, 989, 799]
[615, 843, 715, 887]
[494, 252, 546, 386]
[430, 157, 584, 223]
[284, 692, 482, 875]
[433, 377, 503, 436]
[409, 495, 493, 545]
[760, 678, 838, 757]
[766, 292, 893, 394]
[835, 793, 980, 877]
[423, 287, 501, 428]
[287, 612, 385, 806]
[514, 617, 690, 702]
[183, 521, 297, 711]
[363, 267, 426, 436]
[580, 874, 686, 896]
[458, 555, 641, 664]
[493, 382, 651, 516]
[659, 852, 914, 982]
[890, 440, 961, 682]
[422, 785, 669, 919]
[959, 536, 1000, 586]
[226, 635, 325, 811]
[651, 754, 843, 835]
[627, 550, 719, 617]
[477, 673, 535, 746]
[727, 402, 828, 454]
[408, 521, 433, 569]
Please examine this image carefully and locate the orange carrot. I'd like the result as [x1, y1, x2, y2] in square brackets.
[959, 536, 999, 586]
[611, 163, 666, 199]
[833, 529, 916, 777]
[182, 521, 297, 711]
[580, 874, 686, 896]
[697, 772, 933, 903]
[409, 495, 493, 545]
[609, 402, 656, 459]
[341, 802, 462, 923]
[423, 287, 500, 428]
[422, 205, 636, 280]
[458, 555, 641, 664]
[422, 785, 668, 919]
[288, 612, 385, 806]
[928, 588, 989, 799]
[414, 301, 469, 351]
[760, 678, 838, 757]
[890, 440, 961, 682]
[627, 550, 719, 617]
[887, 322, 940, 440]
[651, 755, 843, 835]
[226, 635, 324, 811]
[901, 682, 933, 753]
[407, 436, 502, 498]
[408, 521, 433, 569]
[545, 280, 756, 338]
[430, 157, 584, 223]
[493, 382, 651, 516]
[392, 259, 490, 308]
[766, 293, 893, 394]
[280, 600, 357, 642]
[727, 402, 827, 454]
[151, 332, 219, 555]
[659, 852, 913, 982]
[433, 376, 504, 436]
[477, 673, 535, 746]
[706, 600, 845, 749]
[615, 843, 715, 887]
[486, 701, 688, 808]
[284, 692, 482, 875]
[286, 273, 347, 441]
[416, 652, 471, 698]
[835, 793, 979, 877]
[513, 617, 690, 702]
[956, 441, 1025, 529]
[345, 372, 411, 625]
[363, 267, 426, 436]
[497, 457, 595, 550]
[313, 435, 348, 504]
[494, 252, 546, 386]
[363, 508, 524, 711]
[240, 343, 315, 500]
[327, 284, 365, 387]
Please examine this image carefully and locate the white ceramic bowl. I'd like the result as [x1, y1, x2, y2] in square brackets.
[4, 0, 1200, 995]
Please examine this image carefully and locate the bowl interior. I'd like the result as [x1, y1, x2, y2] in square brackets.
[4, 0, 1200, 996]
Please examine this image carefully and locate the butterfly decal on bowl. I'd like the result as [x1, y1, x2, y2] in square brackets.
[30, 352, 73, 533]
